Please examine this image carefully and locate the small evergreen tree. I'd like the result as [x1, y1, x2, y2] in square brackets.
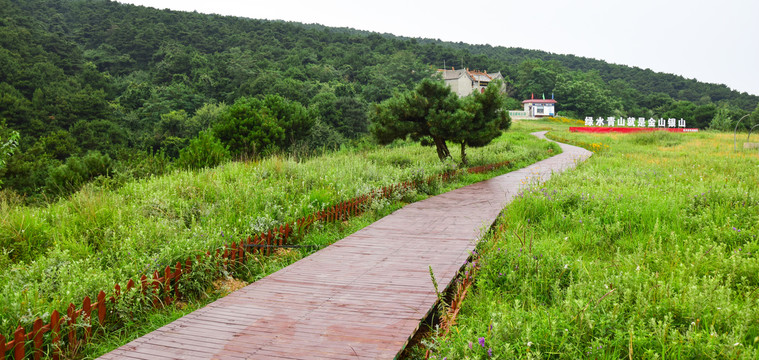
[371, 79, 510, 164]
[177, 130, 230, 170]
[456, 81, 512, 165]
[370, 78, 464, 161]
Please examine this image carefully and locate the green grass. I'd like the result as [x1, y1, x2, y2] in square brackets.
[0, 128, 559, 356]
[414, 121, 759, 359]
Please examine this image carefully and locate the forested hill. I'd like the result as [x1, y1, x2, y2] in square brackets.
[1, 0, 758, 201]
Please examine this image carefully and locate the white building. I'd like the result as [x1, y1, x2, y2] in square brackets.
[522, 98, 557, 118]
[437, 68, 505, 97]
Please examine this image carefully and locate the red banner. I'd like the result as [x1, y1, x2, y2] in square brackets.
[569, 127, 699, 133]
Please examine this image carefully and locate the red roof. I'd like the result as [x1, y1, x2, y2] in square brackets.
[522, 99, 557, 104]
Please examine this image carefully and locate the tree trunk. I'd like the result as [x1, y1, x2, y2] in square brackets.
[432, 135, 451, 161]
[460, 141, 468, 166]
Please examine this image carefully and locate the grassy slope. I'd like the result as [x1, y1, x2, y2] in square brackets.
[0, 128, 559, 348]
[416, 121, 759, 359]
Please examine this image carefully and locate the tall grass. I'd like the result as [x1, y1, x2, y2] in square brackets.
[416, 124, 759, 359]
[0, 130, 558, 339]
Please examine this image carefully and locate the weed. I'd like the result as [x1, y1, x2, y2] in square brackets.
[418, 122, 759, 359]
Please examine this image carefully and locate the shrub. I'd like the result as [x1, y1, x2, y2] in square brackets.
[214, 95, 314, 157]
[46, 151, 113, 196]
[177, 130, 230, 170]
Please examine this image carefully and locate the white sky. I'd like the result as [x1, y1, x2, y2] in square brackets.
[117, 0, 759, 96]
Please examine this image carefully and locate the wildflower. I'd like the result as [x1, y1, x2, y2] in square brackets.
[479, 337, 485, 347]
[469, 341, 473, 350]
[564, 264, 568, 269]
[488, 348, 493, 357]
[636, 265, 640, 271]
[527, 341, 533, 347]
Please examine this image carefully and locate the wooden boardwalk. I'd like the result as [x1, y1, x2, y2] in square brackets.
[101, 132, 591, 360]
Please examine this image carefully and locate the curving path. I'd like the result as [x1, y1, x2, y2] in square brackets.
[100, 132, 591, 360]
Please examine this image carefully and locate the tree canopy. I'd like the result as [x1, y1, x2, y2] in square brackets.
[371, 79, 510, 163]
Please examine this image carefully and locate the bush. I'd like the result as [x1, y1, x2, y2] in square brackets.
[177, 130, 230, 170]
[214, 95, 315, 157]
[46, 151, 113, 196]
[709, 106, 734, 131]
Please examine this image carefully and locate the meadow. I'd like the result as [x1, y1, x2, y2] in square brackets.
[0, 128, 559, 353]
[414, 121, 759, 359]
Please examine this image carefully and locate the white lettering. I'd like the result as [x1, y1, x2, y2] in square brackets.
[583, 116, 692, 130]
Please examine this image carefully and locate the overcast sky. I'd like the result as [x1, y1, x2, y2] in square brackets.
[117, 0, 759, 96]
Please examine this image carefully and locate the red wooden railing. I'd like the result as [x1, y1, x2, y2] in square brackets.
[1, 160, 511, 359]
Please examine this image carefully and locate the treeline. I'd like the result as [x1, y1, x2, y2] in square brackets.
[0, 0, 757, 201]
[436, 42, 758, 109]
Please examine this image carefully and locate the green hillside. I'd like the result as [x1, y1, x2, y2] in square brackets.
[1, 0, 758, 201]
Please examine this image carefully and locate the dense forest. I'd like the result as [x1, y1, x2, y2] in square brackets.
[1, 0, 758, 202]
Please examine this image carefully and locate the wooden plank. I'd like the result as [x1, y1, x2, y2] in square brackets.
[100, 132, 590, 359]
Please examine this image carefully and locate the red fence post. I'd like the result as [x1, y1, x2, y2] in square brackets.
[163, 266, 172, 304]
[82, 296, 92, 342]
[97, 291, 106, 324]
[33, 318, 43, 360]
[51, 310, 60, 360]
[13, 326, 25, 360]
[66, 303, 77, 353]
[139, 275, 147, 295]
